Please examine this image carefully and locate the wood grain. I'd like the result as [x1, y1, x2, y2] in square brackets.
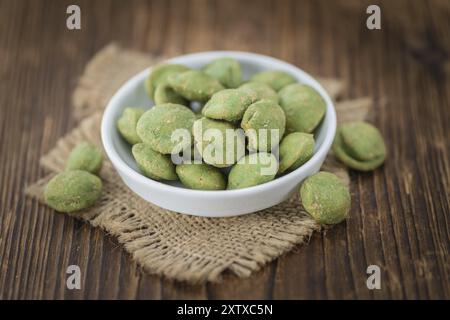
[0, 0, 449, 299]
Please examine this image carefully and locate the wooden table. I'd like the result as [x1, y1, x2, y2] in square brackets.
[1, 0, 449, 299]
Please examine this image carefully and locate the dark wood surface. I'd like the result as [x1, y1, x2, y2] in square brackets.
[0, 0, 449, 299]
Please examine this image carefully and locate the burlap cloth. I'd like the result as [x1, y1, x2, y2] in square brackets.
[26, 44, 372, 283]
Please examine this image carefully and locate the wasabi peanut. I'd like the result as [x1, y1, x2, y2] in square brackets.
[279, 84, 326, 133]
[117, 107, 146, 145]
[300, 172, 350, 224]
[241, 99, 286, 152]
[176, 163, 226, 190]
[227, 152, 278, 189]
[333, 121, 386, 171]
[132, 143, 178, 181]
[193, 117, 245, 168]
[203, 57, 242, 88]
[168, 70, 224, 102]
[154, 84, 188, 106]
[145, 63, 189, 99]
[136, 103, 196, 154]
[44, 170, 103, 213]
[278, 132, 314, 173]
[238, 82, 279, 103]
[250, 70, 296, 91]
[202, 89, 253, 122]
[66, 142, 103, 174]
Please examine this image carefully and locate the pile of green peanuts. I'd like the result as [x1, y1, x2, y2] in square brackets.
[117, 57, 327, 193]
[301, 120, 386, 224]
[114, 57, 387, 225]
[41, 58, 387, 228]
[44, 142, 104, 213]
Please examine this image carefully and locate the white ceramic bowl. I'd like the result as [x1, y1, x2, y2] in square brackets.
[101, 51, 336, 217]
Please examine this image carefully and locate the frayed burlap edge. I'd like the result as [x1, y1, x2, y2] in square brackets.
[25, 44, 372, 283]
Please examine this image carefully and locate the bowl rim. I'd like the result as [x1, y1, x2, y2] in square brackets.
[101, 50, 337, 197]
